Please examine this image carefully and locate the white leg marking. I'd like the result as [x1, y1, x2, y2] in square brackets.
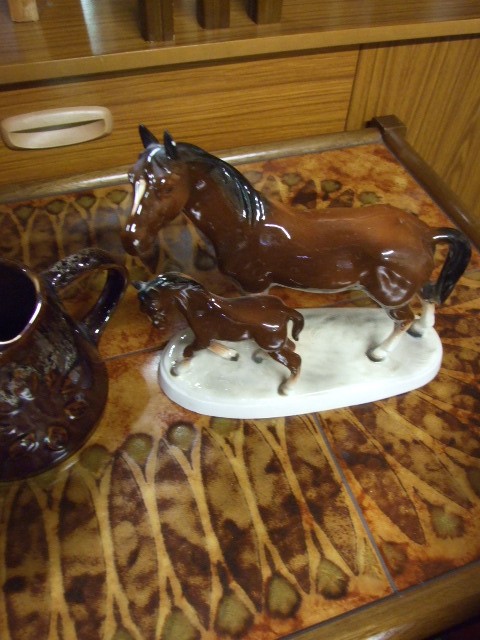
[367, 322, 412, 362]
[411, 301, 436, 336]
[278, 372, 300, 395]
[208, 341, 239, 361]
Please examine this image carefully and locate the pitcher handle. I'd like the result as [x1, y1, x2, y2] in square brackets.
[42, 248, 128, 345]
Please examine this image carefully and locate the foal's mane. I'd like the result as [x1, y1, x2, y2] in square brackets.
[147, 141, 267, 226]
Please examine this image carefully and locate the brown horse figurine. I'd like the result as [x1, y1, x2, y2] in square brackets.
[123, 127, 471, 361]
[133, 273, 304, 395]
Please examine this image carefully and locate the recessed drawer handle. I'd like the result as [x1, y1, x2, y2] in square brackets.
[0, 107, 113, 149]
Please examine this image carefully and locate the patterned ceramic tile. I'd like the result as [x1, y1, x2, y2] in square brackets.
[318, 273, 480, 589]
[242, 144, 463, 230]
[0, 351, 391, 640]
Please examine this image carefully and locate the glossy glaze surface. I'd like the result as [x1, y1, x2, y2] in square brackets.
[124, 129, 470, 346]
[0, 249, 127, 481]
[135, 273, 304, 395]
[0, 139, 479, 639]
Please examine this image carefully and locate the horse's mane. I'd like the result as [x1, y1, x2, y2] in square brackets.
[148, 141, 267, 226]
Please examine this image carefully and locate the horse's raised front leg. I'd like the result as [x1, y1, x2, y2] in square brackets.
[267, 346, 302, 396]
[367, 305, 414, 362]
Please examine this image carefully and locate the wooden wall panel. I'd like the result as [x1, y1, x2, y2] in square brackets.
[0, 49, 357, 187]
[346, 36, 480, 221]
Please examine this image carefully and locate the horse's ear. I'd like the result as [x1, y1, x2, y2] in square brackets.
[139, 125, 159, 148]
[164, 130, 178, 159]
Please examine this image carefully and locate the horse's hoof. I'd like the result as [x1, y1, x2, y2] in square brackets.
[408, 325, 424, 338]
[366, 347, 386, 362]
[171, 360, 191, 376]
[252, 348, 265, 364]
[230, 353, 240, 362]
[279, 379, 296, 395]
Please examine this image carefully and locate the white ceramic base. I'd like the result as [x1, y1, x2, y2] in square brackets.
[158, 307, 443, 419]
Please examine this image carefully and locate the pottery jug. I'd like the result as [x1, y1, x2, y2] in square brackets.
[0, 248, 127, 481]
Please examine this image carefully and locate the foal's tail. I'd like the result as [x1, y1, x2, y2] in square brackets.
[422, 227, 471, 304]
[290, 309, 305, 341]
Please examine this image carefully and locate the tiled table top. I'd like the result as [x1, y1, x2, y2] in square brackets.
[0, 136, 479, 640]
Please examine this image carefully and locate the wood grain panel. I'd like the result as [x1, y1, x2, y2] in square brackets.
[346, 36, 480, 222]
[1, 0, 479, 85]
[0, 49, 357, 187]
[7, 0, 39, 22]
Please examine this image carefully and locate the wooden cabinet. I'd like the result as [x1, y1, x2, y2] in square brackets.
[0, 0, 479, 224]
[347, 36, 480, 223]
[0, 50, 357, 184]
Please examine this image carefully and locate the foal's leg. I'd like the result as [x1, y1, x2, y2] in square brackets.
[252, 338, 295, 365]
[208, 341, 239, 361]
[171, 337, 208, 376]
[267, 347, 302, 395]
[367, 305, 415, 362]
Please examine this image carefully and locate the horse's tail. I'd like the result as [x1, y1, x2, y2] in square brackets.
[290, 309, 305, 341]
[422, 227, 471, 304]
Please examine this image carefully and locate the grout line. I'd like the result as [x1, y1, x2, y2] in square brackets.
[310, 411, 399, 594]
[103, 343, 164, 363]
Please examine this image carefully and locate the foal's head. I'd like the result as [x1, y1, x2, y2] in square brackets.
[133, 273, 202, 329]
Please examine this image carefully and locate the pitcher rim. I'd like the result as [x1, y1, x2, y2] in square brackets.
[0, 258, 45, 348]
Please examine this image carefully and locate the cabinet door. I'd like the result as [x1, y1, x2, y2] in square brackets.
[0, 49, 357, 187]
[347, 37, 480, 222]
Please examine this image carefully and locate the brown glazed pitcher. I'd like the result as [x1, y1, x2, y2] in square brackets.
[0, 248, 127, 482]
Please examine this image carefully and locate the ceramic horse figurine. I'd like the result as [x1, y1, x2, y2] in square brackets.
[123, 126, 471, 362]
[133, 273, 304, 395]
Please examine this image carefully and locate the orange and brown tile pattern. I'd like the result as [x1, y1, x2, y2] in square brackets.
[0, 142, 479, 639]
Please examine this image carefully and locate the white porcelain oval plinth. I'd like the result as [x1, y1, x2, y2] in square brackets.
[158, 307, 443, 419]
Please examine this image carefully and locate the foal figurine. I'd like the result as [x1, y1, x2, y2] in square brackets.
[133, 273, 304, 395]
